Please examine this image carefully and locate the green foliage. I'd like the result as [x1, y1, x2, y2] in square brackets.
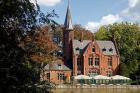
[95, 26, 109, 40]
[95, 22, 140, 79]
[120, 62, 129, 77]
[0, 0, 56, 92]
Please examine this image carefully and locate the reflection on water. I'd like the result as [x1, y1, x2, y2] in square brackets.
[52, 89, 140, 93]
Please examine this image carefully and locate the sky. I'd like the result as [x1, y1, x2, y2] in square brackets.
[31, 0, 140, 32]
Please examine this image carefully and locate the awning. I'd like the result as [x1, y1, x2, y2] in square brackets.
[92, 75, 111, 80]
[73, 75, 92, 79]
[111, 75, 130, 80]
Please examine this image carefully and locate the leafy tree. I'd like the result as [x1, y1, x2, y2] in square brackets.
[25, 25, 59, 63]
[120, 62, 129, 77]
[95, 22, 140, 79]
[94, 26, 109, 40]
[73, 24, 94, 40]
[0, 0, 57, 92]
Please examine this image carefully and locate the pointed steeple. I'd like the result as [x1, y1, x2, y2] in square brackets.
[64, 0, 73, 30]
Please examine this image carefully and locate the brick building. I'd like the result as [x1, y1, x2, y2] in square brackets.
[41, 1, 120, 84]
[40, 60, 71, 84]
[63, 2, 120, 77]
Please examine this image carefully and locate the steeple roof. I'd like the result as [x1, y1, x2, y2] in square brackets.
[64, 0, 73, 30]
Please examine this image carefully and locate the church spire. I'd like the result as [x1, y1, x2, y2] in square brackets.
[64, 0, 73, 30]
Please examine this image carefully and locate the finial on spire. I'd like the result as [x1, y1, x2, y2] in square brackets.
[64, 0, 73, 30]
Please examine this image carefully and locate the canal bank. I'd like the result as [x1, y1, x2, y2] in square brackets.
[52, 88, 140, 93]
[55, 84, 140, 89]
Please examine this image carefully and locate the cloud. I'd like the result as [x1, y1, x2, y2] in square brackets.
[85, 14, 122, 32]
[128, 0, 139, 8]
[121, 0, 140, 21]
[31, 0, 62, 7]
[86, 0, 140, 32]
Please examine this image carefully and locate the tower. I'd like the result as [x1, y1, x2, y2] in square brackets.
[63, 0, 74, 69]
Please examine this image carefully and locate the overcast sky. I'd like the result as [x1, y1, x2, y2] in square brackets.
[32, 0, 140, 32]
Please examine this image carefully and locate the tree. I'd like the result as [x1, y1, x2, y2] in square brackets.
[94, 26, 109, 40]
[25, 25, 59, 63]
[0, 0, 57, 92]
[95, 22, 140, 78]
[120, 62, 129, 77]
[73, 24, 94, 40]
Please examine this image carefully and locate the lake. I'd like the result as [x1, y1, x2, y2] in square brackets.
[52, 89, 140, 93]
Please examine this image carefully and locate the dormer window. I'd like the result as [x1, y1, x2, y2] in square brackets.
[102, 48, 106, 51]
[76, 47, 79, 51]
[79, 39, 83, 42]
[79, 49, 83, 54]
[58, 64, 62, 69]
[109, 48, 113, 52]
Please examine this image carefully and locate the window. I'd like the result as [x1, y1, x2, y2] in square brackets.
[79, 49, 83, 54]
[109, 48, 113, 52]
[77, 58, 82, 75]
[88, 58, 93, 66]
[77, 71, 82, 75]
[58, 64, 62, 69]
[108, 56, 112, 66]
[77, 58, 81, 66]
[89, 71, 99, 77]
[76, 47, 79, 51]
[102, 48, 106, 51]
[92, 47, 95, 52]
[58, 73, 65, 80]
[46, 73, 50, 79]
[107, 71, 112, 77]
[95, 57, 100, 66]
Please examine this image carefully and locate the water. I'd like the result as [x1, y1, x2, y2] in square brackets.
[52, 89, 140, 93]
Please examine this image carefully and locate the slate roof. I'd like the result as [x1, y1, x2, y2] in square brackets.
[96, 41, 117, 55]
[72, 40, 117, 56]
[44, 63, 71, 71]
[73, 40, 91, 55]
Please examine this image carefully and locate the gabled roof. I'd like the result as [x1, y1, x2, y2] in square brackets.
[64, 0, 73, 30]
[96, 41, 117, 55]
[44, 63, 71, 71]
[73, 40, 91, 55]
[72, 40, 117, 56]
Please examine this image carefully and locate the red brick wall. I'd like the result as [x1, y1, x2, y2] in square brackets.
[63, 30, 74, 64]
[41, 70, 71, 84]
[62, 29, 120, 77]
[83, 41, 101, 75]
[73, 55, 77, 76]
[73, 41, 120, 76]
